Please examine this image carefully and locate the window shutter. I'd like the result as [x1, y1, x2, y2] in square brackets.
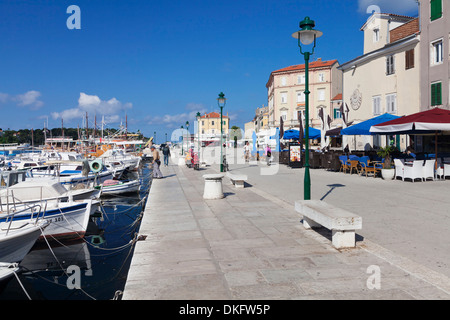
[436, 82, 442, 105]
[431, 0, 442, 21]
[432, 83, 436, 105]
[405, 49, 414, 69]
[431, 82, 442, 106]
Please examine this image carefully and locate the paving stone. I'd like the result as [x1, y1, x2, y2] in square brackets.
[122, 162, 450, 300]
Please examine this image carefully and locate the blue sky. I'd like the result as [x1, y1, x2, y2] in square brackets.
[0, 0, 419, 140]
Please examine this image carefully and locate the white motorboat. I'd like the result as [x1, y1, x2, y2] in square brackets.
[0, 214, 50, 263]
[0, 263, 21, 282]
[104, 160, 129, 178]
[96, 179, 141, 196]
[0, 199, 99, 241]
[98, 149, 141, 171]
[0, 179, 100, 206]
[29, 158, 114, 187]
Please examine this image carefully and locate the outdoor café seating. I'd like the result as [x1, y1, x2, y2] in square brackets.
[443, 163, 450, 179]
[423, 159, 436, 181]
[403, 160, 424, 182]
[359, 156, 382, 178]
[339, 155, 349, 173]
[347, 159, 360, 174]
[394, 159, 405, 181]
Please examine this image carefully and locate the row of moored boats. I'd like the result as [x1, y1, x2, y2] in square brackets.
[0, 147, 146, 282]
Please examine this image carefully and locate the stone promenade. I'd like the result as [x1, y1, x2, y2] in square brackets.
[122, 156, 450, 300]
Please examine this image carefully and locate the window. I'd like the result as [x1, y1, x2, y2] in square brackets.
[281, 77, 287, 86]
[297, 75, 305, 84]
[372, 96, 381, 115]
[386, 55, 395, 75]
[202, 120, 204, 126]
[386, 94, 397, 114]
[281, 92, 287, 104]
[431, 0, 442, 21]
[373, 28, 380, 43]
[431, 82, 442, 106]
[318, 89, 325, 101]
[297, 91, 305, 103]
[281, 111, 287, 121]
[431, 40, 443, 65]
[318, 73, 325, 82]
[334, 108, 342, 119]
[405, 49, 415, 70]
[211, 121, 214, 125]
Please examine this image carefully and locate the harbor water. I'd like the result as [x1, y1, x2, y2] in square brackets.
[0, 162, 152, 300]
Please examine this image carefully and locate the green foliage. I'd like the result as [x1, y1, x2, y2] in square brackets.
[377, 145, 396, 169]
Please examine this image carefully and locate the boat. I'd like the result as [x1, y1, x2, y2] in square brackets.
[0, 263, 21, 282]
[0, 199, 99, 241]
[0, 212, 50, 262]
[103, 160, 129, 178]
[95, 179, 141, 196]
[31, 158, 114, 187]
[98, 148, 141, 171]
[0, 179, 100, 206]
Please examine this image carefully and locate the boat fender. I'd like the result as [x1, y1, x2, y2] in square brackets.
[90, 159, 103, 173]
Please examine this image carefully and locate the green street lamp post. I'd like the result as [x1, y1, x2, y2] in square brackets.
[217, 92, 226, 172]
[181, 125, 184, 155]
[292, 16, 322, 200]
[154, 131, 156, 144]
[185, 121, 190, 154]
[196, 112, 201, 168]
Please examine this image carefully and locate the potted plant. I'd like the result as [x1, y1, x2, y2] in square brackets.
[377, 145, 395, 180]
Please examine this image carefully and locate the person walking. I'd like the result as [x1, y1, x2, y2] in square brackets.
[244, 141, 250, 163]
[151, 145, 163, 179]
[265, 145, 272, 166]
[162, 144, 171, 167]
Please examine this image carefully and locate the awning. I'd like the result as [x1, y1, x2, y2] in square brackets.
[283, 127, 321, 140]
[370, 108, 450, 134]
[325, 127, 342, 137]
[341, 113, 400, 135]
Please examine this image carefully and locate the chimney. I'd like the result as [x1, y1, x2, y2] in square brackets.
[317, 58, 322, 62]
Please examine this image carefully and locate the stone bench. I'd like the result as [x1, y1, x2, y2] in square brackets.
[295, 200, 362, 249]
[203, 174, 225, 200]
[226, 172, 248, 188]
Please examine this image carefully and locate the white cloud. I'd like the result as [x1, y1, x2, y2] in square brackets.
[358, 0, 419, 15]
[51, 92, 132, 124]
[0, 90, 44, 109]
[15, 90, 44, 109]
[146, 103, 208, 128]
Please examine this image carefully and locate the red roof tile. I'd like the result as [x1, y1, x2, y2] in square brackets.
[201, 112, 228, 119]
[272, 59, 338, 74]
[390, 18, 419, 43]
[332, 93, 342, 101]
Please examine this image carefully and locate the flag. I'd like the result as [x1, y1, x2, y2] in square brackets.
[318, 108, 324, 129]
[298, 111, 304, 141]
[279, 116, 284, 140]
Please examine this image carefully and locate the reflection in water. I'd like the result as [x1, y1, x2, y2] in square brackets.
[0, 163, 152, 300]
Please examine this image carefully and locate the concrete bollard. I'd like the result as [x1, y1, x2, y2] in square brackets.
[203, 174, 225, 200]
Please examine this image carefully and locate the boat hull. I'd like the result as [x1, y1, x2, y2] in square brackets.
[0, 220, 49, 263]
[98, 180, 141, 196]
[0, 200, 97, 241]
